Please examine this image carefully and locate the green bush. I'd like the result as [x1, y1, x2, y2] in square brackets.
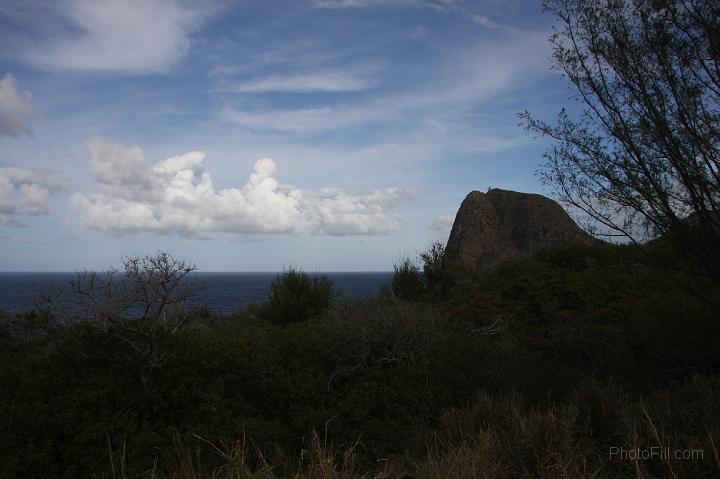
[252, 268, 334, 324]
[392, 257, 424, 300]
[420, 241, 453, 297]
[392, 242, 454, 301]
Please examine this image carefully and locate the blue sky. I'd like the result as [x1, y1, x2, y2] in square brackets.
[0, 0, 570, 271]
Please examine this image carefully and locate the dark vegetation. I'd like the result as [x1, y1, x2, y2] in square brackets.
[392, 241, 451, 301]
[248, 267, 334, 325]
[2, 0, 719, 477]
[1, 239, 720, 478]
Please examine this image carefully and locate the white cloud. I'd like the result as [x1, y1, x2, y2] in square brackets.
[313, 0, 420, 8]
[219, 31, 550, 136]
[428, 214, 455, 233]
[220, 104, 385, 133]
[313, 0, 499, 27]
[0, 167, 66, 225]
[85, 137, 147, 184]
[71, 138, 412, 236]
[0, 74, 37, 137]
[221, 72, 379, 93]
[27, 0, 209, 72]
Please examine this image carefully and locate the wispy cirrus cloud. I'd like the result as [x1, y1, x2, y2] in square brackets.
[26, 0, 211, 72]
[312, 0, 499, 28]
[219, 104, 385, 133]
[218, 30, 550, 140]
[219, 71, 380, 93]
[313, 0, 419, 8]
[0, 73, 37, 138]
[71, 138, 413, 236]
[213, 57, 383, 94]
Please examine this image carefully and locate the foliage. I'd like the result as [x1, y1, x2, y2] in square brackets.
[2, 245, 720, 477]
[392, 242, 454, 300]
[419, 241, 453, 297]
[391, 257, 424, 300]
[250, 267, 334, 324]
[520, 0, 720, 278]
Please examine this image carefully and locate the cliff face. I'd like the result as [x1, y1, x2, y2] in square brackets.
[445, 189, 597, 274]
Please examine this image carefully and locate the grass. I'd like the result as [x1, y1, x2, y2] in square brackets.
[98, 376, 720, 478]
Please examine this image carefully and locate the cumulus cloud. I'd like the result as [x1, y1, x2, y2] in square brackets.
[0, 167, 66, 225]
[71, 138, 412, 236]
[0, 74, 37, 137]
[27, 0, 209, 72]
[85, 136, 147, 184]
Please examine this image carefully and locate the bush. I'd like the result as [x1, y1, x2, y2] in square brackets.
[392, 257, 425, 300]
[254, 268, 334, 324]
[392, 242, 453, 301]
[420, 241, 453, 297]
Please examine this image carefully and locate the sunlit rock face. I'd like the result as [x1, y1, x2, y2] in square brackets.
[445, 189, 597, 274]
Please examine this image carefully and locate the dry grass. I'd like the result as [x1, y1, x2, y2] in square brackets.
[104, 377, 720, 479]
[411, 378, 720, 479]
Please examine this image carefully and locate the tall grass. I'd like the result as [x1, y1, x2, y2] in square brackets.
[103, 377, 720, 478]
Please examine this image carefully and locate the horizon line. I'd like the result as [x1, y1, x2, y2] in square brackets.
[0, 270, 395, 274]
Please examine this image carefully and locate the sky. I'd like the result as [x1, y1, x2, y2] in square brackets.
[0, 0, 573, 272]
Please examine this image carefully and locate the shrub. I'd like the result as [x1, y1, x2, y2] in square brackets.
[392, 257, 425, 300]
[392, 242, 453, 301]
[255, 268, 334, 324]
[420, 241, 453, 297]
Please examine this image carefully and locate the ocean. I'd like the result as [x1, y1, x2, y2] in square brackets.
[0, 272, 393, 316]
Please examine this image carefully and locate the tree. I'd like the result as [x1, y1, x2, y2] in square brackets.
[520, 0, 720, 277]
[68, 251, 202, 426]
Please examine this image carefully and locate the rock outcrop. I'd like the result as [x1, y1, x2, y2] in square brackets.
[445, 189, 597, 274]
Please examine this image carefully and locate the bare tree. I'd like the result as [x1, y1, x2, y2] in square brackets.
[322, 299, 450, 392]
[70, 251, 202, 426]
[520, 0, 720, 276]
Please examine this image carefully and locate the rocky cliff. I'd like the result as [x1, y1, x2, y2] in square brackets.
[445, 189, 597, 274]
